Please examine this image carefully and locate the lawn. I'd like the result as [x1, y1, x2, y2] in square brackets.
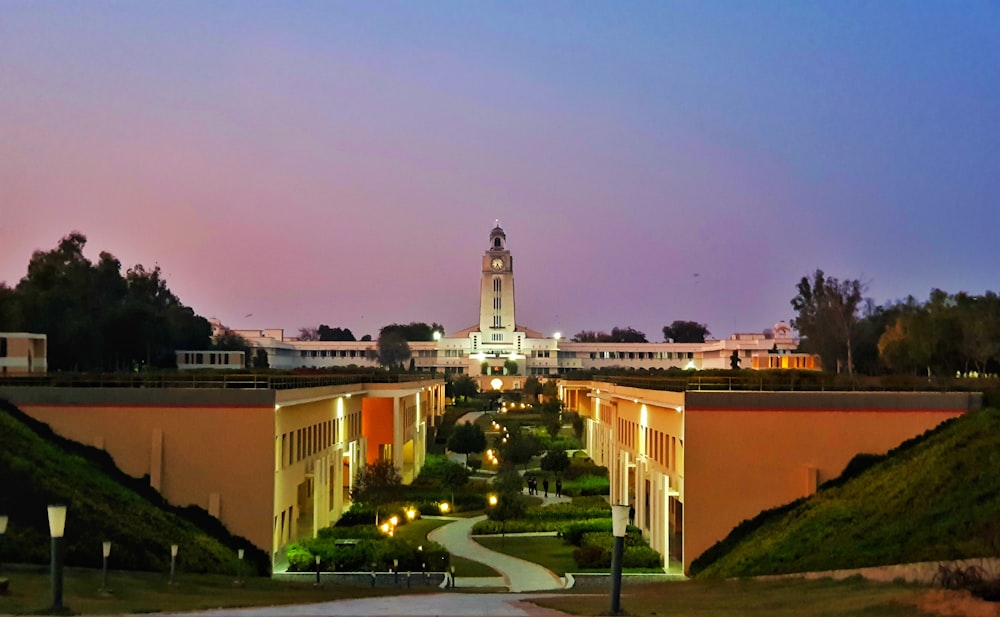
[474, 535, 662, 576]
[532, 577, 937, 617]
[0, 568, 438, 615]
[393, 516, 500, 577]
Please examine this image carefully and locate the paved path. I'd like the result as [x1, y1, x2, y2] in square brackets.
[428, 515, 565, 592]
[114, 593, 573, 616]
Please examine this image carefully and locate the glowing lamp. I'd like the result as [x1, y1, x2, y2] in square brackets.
[47, 505, 67, 538]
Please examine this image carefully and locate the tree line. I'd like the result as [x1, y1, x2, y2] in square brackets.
[792, 269, 1000, 377]
[572, 321, 710, 344]
[0, 233, 216, 371]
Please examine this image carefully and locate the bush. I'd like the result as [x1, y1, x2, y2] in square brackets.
[572, 545, 607, 568]
[563, 520, 613, 546]
[562, 475, 610, 497]
[563, 458, 609, 481]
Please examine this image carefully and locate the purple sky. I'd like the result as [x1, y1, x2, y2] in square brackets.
[2, 2, 998, 341]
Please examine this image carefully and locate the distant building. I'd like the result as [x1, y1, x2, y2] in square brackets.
[176, 350, 246, 370]
[235, 225, 818, 381]
[0, 332, 47, 376]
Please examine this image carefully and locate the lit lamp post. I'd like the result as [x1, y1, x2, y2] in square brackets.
[236, 548, 245, 586]
[393, 558, 399, 585]
[0, 514, 8, 575]
[47, 504, 67, 612]
[609, 504, 629, 615]
[100, 540, 112, 594]
[169, 544, 179, 585]
[314, 554, 321, 587]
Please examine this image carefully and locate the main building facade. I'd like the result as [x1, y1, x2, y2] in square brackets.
[233, 225, 816, 379]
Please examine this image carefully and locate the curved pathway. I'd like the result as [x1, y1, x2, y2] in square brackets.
[429, 514, 565, 592]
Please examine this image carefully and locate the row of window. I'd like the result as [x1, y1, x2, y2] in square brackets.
[277, 411, 360, 470]
[590, 351, 695, 360]
[617, 418, 680, 470]
[181, 352, 240, 365]
[301, 349, 369, 359]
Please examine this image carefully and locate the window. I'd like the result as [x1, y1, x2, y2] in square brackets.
[0, 338, 7, 357]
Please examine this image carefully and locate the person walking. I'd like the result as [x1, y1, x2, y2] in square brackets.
[555, 478, 562, 498]
[543, 478, 550, 497]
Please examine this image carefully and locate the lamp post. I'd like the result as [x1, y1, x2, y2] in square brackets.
[169, 544, 179, 585]
[609, 504, 629, 615]
[393, 559, 399, 585]
[450, 564, 456, 589]
[236, 548, 245, 586]
[0, 514, 8, 575]
[47, 505, 67, 612]
[100, 540, 112, 593]
[314, 554, 321, 587]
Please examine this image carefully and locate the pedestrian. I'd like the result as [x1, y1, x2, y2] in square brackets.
[555, 478, 562, 497]
[543, 478, 549, 497]
[628, 503, 635, 526]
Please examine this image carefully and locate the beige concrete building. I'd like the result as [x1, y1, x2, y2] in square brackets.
[0, 376, 445, 566]
[0, 332, 47, 376]
[560, 380, 980, 572]
[234, 225, 817, 377]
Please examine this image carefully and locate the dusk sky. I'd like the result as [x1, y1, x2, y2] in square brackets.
[2, 2, 997, 341]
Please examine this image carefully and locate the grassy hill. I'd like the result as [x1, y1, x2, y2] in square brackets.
[0, 398, 268, 575]
[691, 407, 1000, 578]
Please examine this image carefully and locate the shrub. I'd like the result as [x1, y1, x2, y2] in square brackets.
[563, 520, 613, 546]
[572, 545, 607, 568]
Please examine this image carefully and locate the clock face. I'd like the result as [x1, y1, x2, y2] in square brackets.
[491, 258, 504, 271]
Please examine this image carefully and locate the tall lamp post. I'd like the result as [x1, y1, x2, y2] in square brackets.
[0, 514, 8, 575]
[100, 541, 112, 593]
[169, 544, 179, 585]
[609, 503, 629, 616]
[48, 505, 68, 612]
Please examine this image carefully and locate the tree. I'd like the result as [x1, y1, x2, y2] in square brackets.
[376, 329, 411, 369]
[501, 432, 541, 469]
[791, 270, 866, 375]
[540, 449, 570, 476]
[297, 327, 319, 341]
[360, 334, 372, 342]
[610, 327, 647, 343]
[447, 421, 487, 467]
[662, 320, 710, 343]
[448, 374, 479, 402]
[522, 376, 543, 402]
[503, 359, 519, 375]
[350, 459, 402, 514]
[489, 468, 527, 544]
[10, 232, 211, 371]
[480, 361, 489, 375]
[252, 349, 269, 368]
[540, 398, 562, 438]
[378, 322, 445, 342]
[729, 350, 741, 370]
[318, 325, 356, 341]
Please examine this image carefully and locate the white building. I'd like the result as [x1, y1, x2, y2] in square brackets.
[235, 225, 813, 376]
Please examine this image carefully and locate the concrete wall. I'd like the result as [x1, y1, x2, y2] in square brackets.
[1, 387, 276, 551]
[682, 391, 979, 570]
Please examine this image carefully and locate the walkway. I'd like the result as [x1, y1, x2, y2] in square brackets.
[428, 514, 565, 592]
[117, 593, 572, 616]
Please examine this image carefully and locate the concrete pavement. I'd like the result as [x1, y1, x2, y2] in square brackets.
[112, 593, 574, 616]
[428, 515, 565, 592]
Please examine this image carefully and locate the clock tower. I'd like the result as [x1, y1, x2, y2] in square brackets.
[479, 224, 516, 342]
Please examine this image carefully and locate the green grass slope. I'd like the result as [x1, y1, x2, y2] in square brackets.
[692, 407, 1000, 578]
[0, 398, 268, 575]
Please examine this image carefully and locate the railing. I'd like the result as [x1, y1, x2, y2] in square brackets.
[0, 371, 437, 391]
[560, 371, 999, 395]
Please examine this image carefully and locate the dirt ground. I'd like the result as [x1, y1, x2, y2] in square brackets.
[914, 590, 1000, 617]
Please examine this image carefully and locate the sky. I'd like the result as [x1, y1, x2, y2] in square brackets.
[1, 2, 997, 342]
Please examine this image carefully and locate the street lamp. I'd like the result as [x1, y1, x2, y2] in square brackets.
[393, 558, 399, 585]
[609, 504, 629, 615]
[100, 540, 112, 594]
[236, 548, 245, 585]
[169, 544, 179, 585]
[47, 505, 67, 612]
[0, 514, 8, 575]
